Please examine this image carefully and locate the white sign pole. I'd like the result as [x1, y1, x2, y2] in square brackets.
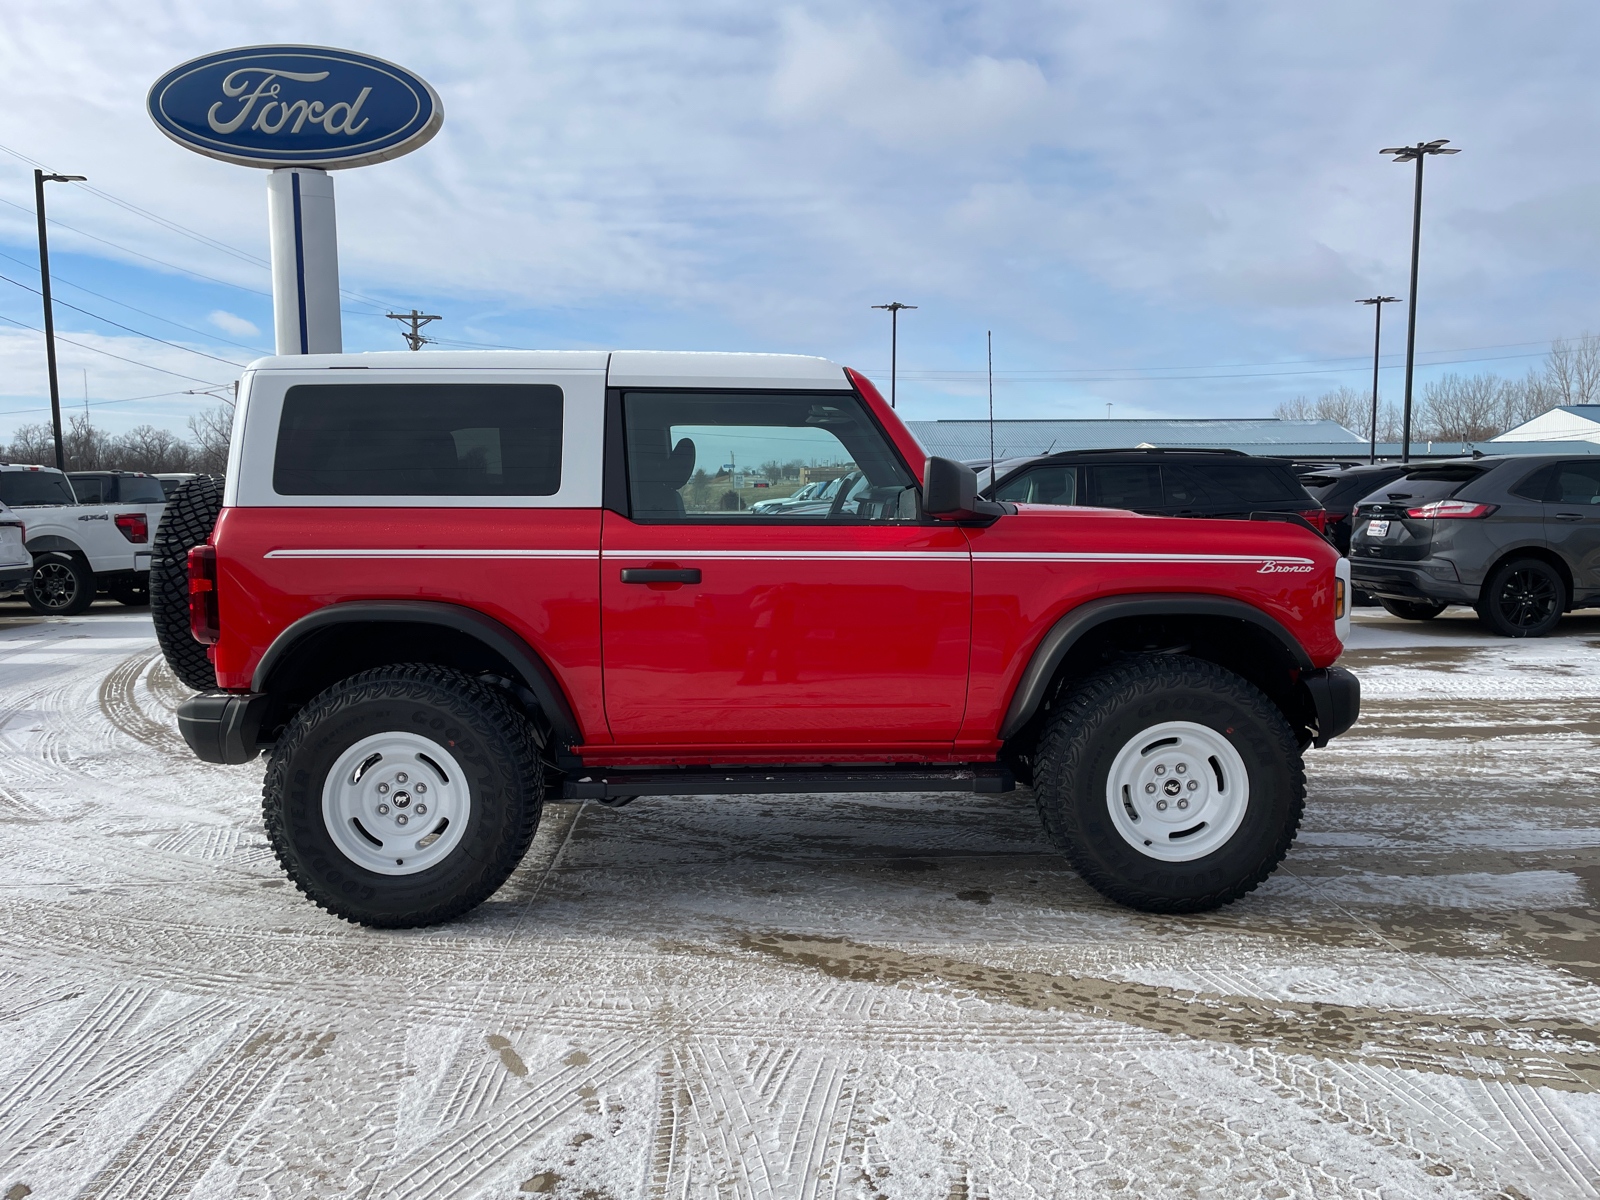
[266, 167, 343, 355]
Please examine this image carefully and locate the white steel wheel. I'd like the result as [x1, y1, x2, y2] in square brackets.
[1104, 720, 1250, 862]
[322, 731, 471, 876]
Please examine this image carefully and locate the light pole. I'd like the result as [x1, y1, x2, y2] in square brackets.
[1356, 296, 1399, 464]
[34, 169, 87, 471]
[1379, 139, 1460, 463]
[871, 302, 916, 408]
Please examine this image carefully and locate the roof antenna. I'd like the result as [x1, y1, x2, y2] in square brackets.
[987, 331, 996, 485]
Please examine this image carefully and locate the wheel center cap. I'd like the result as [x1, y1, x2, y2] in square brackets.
[1163, 779, 1181, 796]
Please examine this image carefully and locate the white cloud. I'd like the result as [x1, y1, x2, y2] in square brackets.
[208, 310, 259, 338]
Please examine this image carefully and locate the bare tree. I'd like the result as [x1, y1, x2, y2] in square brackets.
[1421, 373, 1508, 443]
[116, 425, 196, 473]
[1275, 386, 1369, 436]
[1545, 332, 1600, 406]
[2, 423, 57, 465]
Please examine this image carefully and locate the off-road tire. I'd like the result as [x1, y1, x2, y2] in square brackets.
[1033, 656, 1305, 913]
[26, 552, 95, 615]
[1476, 557, 1565, 638]
[151, 475, 222, 690]
[262, 664, 545, 928]
[1378, 598, 1447, 621]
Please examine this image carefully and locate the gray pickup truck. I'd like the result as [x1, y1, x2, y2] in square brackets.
[0, 463, 167, 613]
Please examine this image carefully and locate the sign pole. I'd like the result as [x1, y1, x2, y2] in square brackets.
[267, 168, 343, 355]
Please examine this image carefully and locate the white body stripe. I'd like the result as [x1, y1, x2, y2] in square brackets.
[264, 549, 598, 560]
[972, 552, 1316, 566]
[263, 548, 1315, 566]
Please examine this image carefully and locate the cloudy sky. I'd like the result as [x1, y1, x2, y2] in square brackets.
[2, 1, 1599, 442]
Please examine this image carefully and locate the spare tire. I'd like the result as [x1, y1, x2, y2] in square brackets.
[151, 475, 224, 691]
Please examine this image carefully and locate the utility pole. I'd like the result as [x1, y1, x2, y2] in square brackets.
[1379, 139, 1460, 462]
[987, 331, 995, 482]
[871, 302, 916, 408]
[386, 309, 441, 351]
[34, 169, 87, 471]
[1357, 296, 1400, 464]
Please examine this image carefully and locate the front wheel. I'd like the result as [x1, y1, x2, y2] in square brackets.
[1379, 598, 1447, 621]
[26, 552, 95, 615]
[1033, 656, 1304, 913]
[262, 664, 546, 928]
[1477, 558, 1564, 638]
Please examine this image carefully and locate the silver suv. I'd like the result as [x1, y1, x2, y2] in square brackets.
[1349, 455, 1600, 636]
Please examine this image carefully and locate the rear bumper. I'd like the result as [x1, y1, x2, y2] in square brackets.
[175, 692, 270, 764]
[1299, 666, 1360, 748]
[1351, 561, 1476, 606]
[0, 565, 28, 596]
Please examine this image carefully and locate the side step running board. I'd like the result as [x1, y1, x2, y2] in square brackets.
[561, 765, 1015, 801]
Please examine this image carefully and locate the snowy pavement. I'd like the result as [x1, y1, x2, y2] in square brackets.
[1, 600, 1598, 1199]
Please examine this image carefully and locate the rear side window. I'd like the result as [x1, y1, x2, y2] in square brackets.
[70, 475, 108, 504]
[274, 383, 564, 496]
[0, 472, 77, 507]
[116, 476, 167, 504]
[994, 465, 1080, 505]
[1087, 464, 1163, 510]
[1168, 461, 1306, 505]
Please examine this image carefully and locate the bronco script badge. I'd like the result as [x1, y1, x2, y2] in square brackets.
[147, 46, 442, 169]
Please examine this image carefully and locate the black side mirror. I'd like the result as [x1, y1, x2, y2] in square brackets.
[923, 456, 1007, 521]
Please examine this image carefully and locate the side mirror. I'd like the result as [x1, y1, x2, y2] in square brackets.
[923, 456, 1007, 521]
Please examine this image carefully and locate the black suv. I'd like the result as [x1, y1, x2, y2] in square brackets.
[979, 448, 1325, 530]
[66, 471, 169, 505]
[1298, 463, 1411, 554]
[1349, 455, 1600, 636]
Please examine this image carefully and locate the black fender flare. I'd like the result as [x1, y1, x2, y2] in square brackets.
[252, 600, 583, 747]
[26, 535, 85, 557]
[999, 593, 1314, 740]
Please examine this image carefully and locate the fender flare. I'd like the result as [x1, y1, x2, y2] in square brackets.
[25, 535, 85, 556]
[999, 593, 1314, 740]
[252, 600, 583, 747]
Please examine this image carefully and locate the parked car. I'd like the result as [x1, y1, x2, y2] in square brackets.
[748, 479, 825, 514]
[978, 448, 1328, 532]
[1297, 463, 1412, 554]
[1349, 454, 1600, 636]
[154, 472, 199, 498]
[0, 463, 166, 613]
[160, 350, 1356, 928]
[67, 470, 169, 507]
[0, 501, 29, 598]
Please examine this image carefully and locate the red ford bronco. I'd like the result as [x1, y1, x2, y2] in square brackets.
[156, 351, 1357, 927]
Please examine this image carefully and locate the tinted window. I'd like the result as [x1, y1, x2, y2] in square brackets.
[1319, 468, 1408, 507]
[1087, 464, 1163, 510]
[1172, 461, 1305, 505]
[622, 391, 914, 521]
[274, 384, 563, 496]
[1553, 460, 1600, 505]
[1358, 465, 1482, 508]
[158, 477, 186, 498]
[0, 472, 77, 506]
[116, 476, 167, 504]
[1509, 465, 1557, 502]
[994, 465, 1080, 505]
[70, 475, 108, 504]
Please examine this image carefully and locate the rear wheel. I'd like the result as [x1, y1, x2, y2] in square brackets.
[1033, 656, 1304, 913]
[26, 552, 95, 615]
[262, 664, 545, 928]
[1477, 558, 1564, 638]
[1378, 598, 1447, 621]
[151, 475, 223, 690]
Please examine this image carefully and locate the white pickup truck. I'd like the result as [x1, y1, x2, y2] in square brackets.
[0, 464, 167, 614]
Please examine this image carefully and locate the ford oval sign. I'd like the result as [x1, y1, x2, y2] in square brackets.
[148, 46, 442, 169]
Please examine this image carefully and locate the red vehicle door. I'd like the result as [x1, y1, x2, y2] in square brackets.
[599, 390, 971, 751]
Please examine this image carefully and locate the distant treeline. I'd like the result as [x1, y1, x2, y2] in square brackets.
[1, 405, 233, 474]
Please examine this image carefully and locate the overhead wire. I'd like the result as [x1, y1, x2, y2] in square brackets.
[0, 389, 198, 418]
[0, 311, 227, 385]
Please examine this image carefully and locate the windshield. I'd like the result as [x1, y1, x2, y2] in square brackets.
[0, 471, 77, 507]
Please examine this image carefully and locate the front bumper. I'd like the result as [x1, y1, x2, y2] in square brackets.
[1299, 667, 1360, 748]
[176, 692, 271, 764]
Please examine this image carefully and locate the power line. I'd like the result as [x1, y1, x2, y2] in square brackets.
[0, 312, 227, 385]
[0, 271, 249, 367]
[0, 389, 196, 418]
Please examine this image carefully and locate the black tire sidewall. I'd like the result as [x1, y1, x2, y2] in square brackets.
[1379, 598, 1446, 621]
[1481, 559, 1564, 638]
[266, 672, 538, 925]
[150, 475, 223, 689]
[26, 553, 94, 615]
[1037, 660, 1302, 910]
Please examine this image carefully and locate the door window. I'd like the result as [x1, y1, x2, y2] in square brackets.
[71, 476, 107, 504]
[1086, 464, 1163, 511]
[621, 392, 916, 521]
[993, 465, 1079, 505]
[1553, 461, 1600, 505]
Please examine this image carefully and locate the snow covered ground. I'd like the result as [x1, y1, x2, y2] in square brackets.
[1, 600, 1598, 1199]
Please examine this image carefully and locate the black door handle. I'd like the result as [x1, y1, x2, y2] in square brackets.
[1556, 512, 1585, 522]
[620, 568, 701, 584]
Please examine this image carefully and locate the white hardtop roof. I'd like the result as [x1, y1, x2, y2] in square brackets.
[246, 350, 852, 390]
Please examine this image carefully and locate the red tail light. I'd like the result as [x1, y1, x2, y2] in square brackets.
[1406, 500, 1497, 519]
[188, 545, 219, 645]
[114, 512, 149, 543]
[1298, 508, 1328, 533]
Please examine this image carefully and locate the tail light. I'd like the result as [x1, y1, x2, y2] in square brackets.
[114, 512, 149, 543]
[1405, 500, 1497, 519]
[1298, 508, 1328, 533]
[188, 545, 219, 645]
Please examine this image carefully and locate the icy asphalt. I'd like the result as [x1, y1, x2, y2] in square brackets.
[1, 600, 1598, 1200]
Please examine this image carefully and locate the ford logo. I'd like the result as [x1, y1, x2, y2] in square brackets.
[148, 45, 442, 169]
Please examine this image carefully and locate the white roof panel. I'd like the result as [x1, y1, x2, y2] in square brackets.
[607, 351, 850, 391]
[247, 350, 611, 371]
